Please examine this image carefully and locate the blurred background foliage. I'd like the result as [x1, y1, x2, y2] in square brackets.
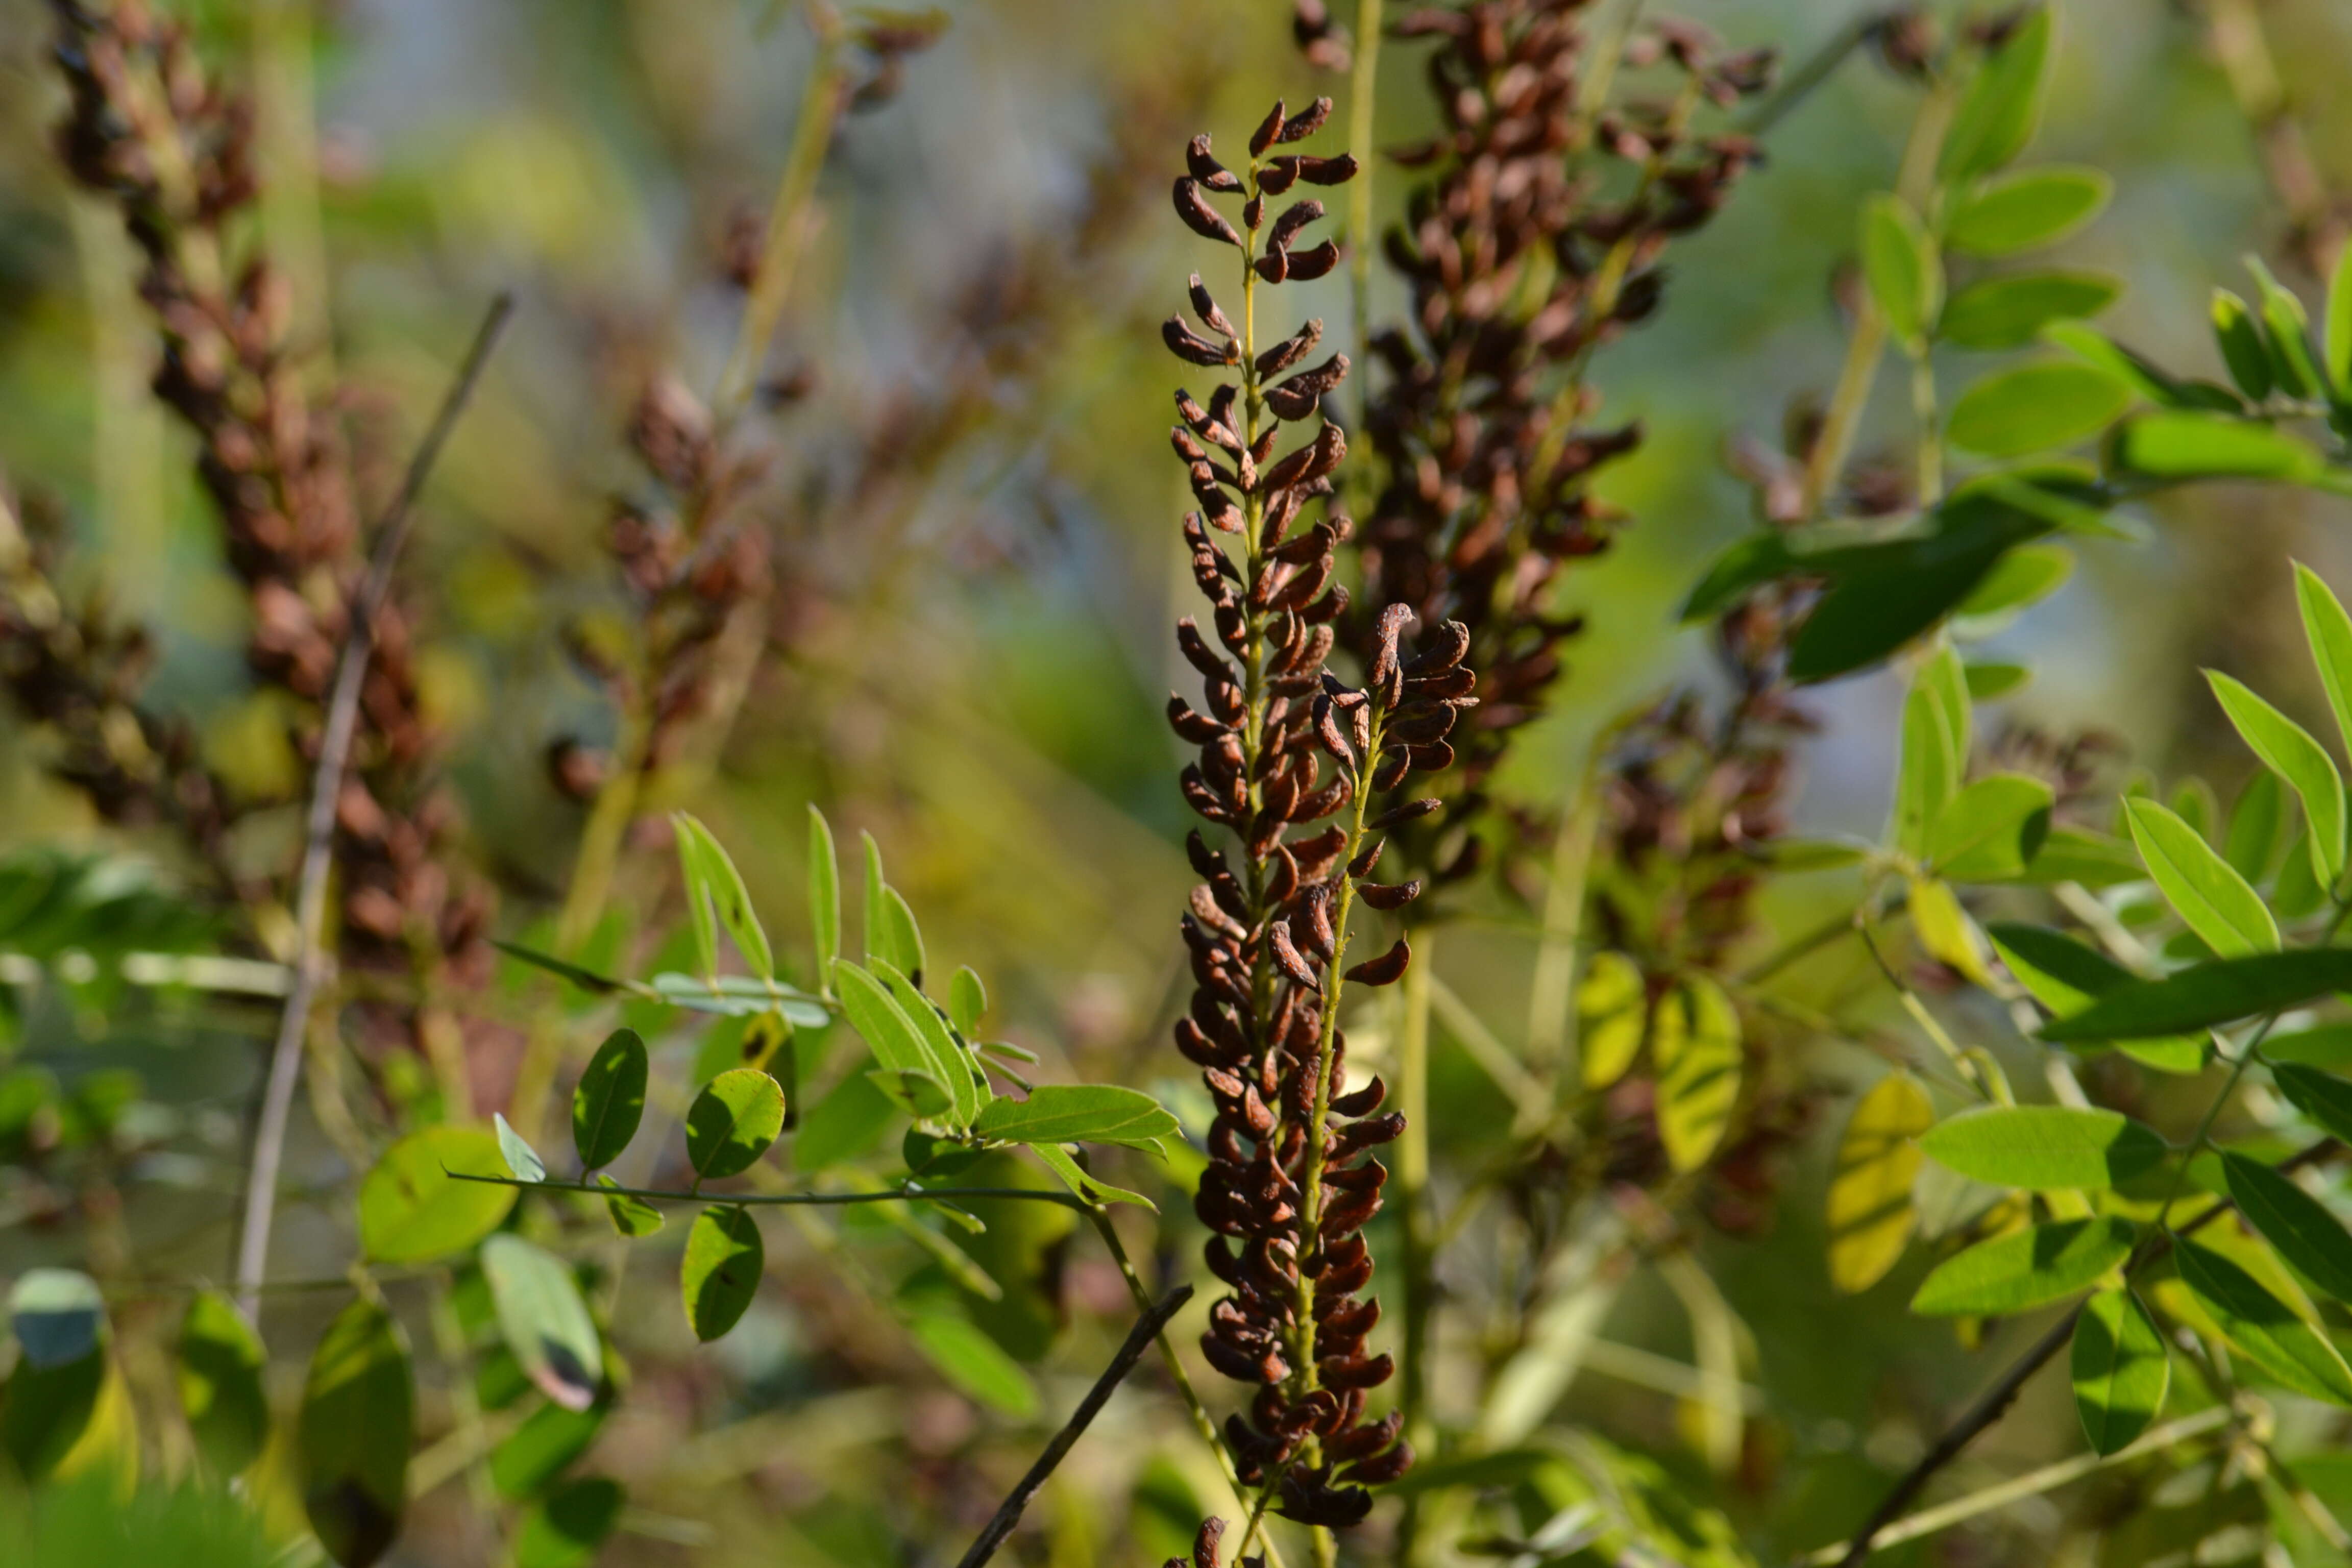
[1, 0, 2350, 1564]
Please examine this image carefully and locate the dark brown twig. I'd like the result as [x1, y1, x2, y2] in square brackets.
[233, 292, 516, 1319]
[1833, 1138, 2341, 1565]
[954, 1284, 1196, 1568]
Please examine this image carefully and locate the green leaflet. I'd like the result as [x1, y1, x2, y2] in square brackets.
[495, 1112, 547, 1184]
[515, 1476, 626, 1568]
[2272, 1063, 2352, 1146]
[1895, 665, 1958, 860]
[357, 1123, 517, 1265]
[571, 1027, 648, 1172]
[904, 1311, 1039, 1419]
[2112, 411, 2326, 483]
[299, 1298, 413, 1568]
[2039, 948, 2352, 1042]
[1940, 5, 2053, 182]
[972, 1083, 1179, 1150]
[595, 1175, 663, 1238]
[2122, 796, 2277, 957]
[1946, 165, 2111, 256]
[491, 1398, 606, 1501]
[2212, 288, 2273, 400]
[2224, 769, 2287, 883]
[1939, 272, 2119, 351]
[948, 966, 988, 1038]
[1578, 951, 1648, 1089]
[874, 958, 985, 1126]
[481, 1234, 604, 1414]
[807, 805, 842, 993]
[2175, 1239, 2352, 1406]
[2211, 670, 2342, 887]
[683, 1067, 787, 1179]
[2220, 1152, 2352, 1304]
[1910, 1216, 2135, 1316]
[2295, 564, 2352, 769]
[1027, 1140, 1156, 1211]
[1918, 1105, 2166, 1190]
[2072, 1288, 2169, 1455]
[1653, 975, 1742, 1173]
[1946, 361, 2133, 457]
[1860, 193, 1940, 348]
[1931, 773, 2053, 881]
[680, 1206, 764, 1343]
[674, 812, 772, 981]
[176, 1290, 268, 1478]
[1988, 922, 2203, 1073]
[1827, 1074, 1933, 1293]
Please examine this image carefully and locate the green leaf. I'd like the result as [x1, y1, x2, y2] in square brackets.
[1786, 494, 2053, 682]
[1947, 165, 2111, 256]
[644, 971, 830, 1026]
[515, 1476, 626, 1568]
[973, 1084, 1179, 1150]
[494, 1112, 547, 1184]
[1578, 951, 1648, 1089]
[2072, 1288, 2169, 1455]
[492, 939, 629, 996]
[571, 1027, 648, 1172]
[2175, 1238, 2352, 1405]
[875, 959, 984, 1127]
[2043, 949, 2352, 1041]
[2220, 1152, 2352, 1304]
[2271, 1063, 2352, 1148]
[1940, 6, 2053, 182]
[949, 966, 987, 1038]
[2123, 797, 2278, 957]
[2247, 256, 2322, 399]
[1679, 530, 1801, 623]
[1909, 876, 1995, 986]
[2265, 1023, 2352, 1070]
[835, 959, 937, 1083]
[1988, 923, 2204, 1072]
[2111, 411, 2326, 482]
[1931, 773, 2054, 881]
[1910, 1216, 2135, 1316]
[1940, 272, 2119, 351]
[2328, 240, 2352, 396]
[178, 1290, 267, 1478]
[491, 1398, 606, 1500]
[2044, 321, 2227, 411]
[674, 812, 772, 981]
[794, 1069, 901, 1171]
[2212, 289, 2275, 401]
[594, 1174, 664, 1238]
[681, 1206, 764, 1342]
[1653, 975, 1742, 1172]
[1965, 662, 2031, 700]
[481, 1234, 604, 1414]
[1027, 1140, 1156, 1210]
[299, 1297, 413, 1568]
[2207, 670, 2346, 887]
[1861, 193, 1940, 347]
[2225, 769, 2287, 883]
[684, 1067, 787, 1180]
[10, 1268, 104, 1368]
[868, 1068, 953, 1118]
[808, 806, 841, 992]
[2012, 824, 2145, 889]
[862, 833, 927, 982]
[1954, 543, 2073, 619]
[1895, 670, 1958, 860]
[359, 1123, 518, 1265]
[905, 1311, 1040, 1418]
[1826, 1073, 1933, 1294]
[1947, 361, 2133, 457]
[2294, 564, 2352, 763]
[1918, 1105, 2167, 1190]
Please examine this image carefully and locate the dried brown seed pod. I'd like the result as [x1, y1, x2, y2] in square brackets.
[1172, 177, 1242, 246]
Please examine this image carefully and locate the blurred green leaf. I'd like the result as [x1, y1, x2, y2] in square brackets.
[1654, 976, 1741, 1172]
[1947, 361, 2132, 456]
[491, 1397, 606, 1501]
[2220, 1152, 2352, 1304]
[176, 1291, 267, 1478]
[358, 1124, 517, 1265]
[2207, 670, 2346, 886]
[514, 1476, 625, 1568]
[1932, 774, 2053, 881]
[1578, 950, 1648, 1089]
[1940, 6, 2053, 182]
[481, 1235, 603, 1413]
[1910, 1217, 2134, 1315]
[1941, 273, 2118, 350]
[2041, 950, 2352, 1041]
[1947, 165, 2111, 256]
[2176, 1239, 2352, 1405]
[1860, 193, 1940, 347]
[808, 806, 841, 993]
[675, 812, 772, 981]
[2270, 1063, 2352, 1148]
[905, 1311, 1039, 1418]
[495, 1112, 548, 1184]
[1919, 1105, 2166, 1189]
[2072, 1288, 2168, 1455]
[2112, 411, 2326, 482]
[594, 1175, 663, 1238]
[298, 1298, 412, 1568]
[2211, 289, 2274, 400]
[1826, 1073, 1931, 1294]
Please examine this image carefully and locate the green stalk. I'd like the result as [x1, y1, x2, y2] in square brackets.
[1393, 926, 1434, 1565]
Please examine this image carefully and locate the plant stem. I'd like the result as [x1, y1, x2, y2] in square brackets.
[233, 293, 513, 1322]
[952, 1285, 1194, 1568]
[1394, 925, 1434, 1566]
[447, 1171, 1092, 1210]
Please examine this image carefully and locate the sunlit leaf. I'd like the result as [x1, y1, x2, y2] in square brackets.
[1947, 165, 2111, 256]
[1931, 774, 2054, 881]
[1654, 975, 1741, 1172]
[1027, 1140, 1155, 1210]
[594, 1175, 663, 1238]
[2072, 1288, 2169, 1455]
[481, 1235, 604, 1414]
[1940, 5, 2053, 182]
[2112, 411, 2326, 482]
[571, 1027, 648, 1172]
[2294, 564, 2352, 766]
[2207, 670, 2346, 886]
[1954, 543, 2073, 619]
[875, 959, 984, 1126]
[1919, 1105, 2166, 1190]
[176, 1290, 267, 1478]
[1988, 922, 2203, 1073]
[299, 1298, 412, 1567]
[1910, 1217, 2134, 1315]
[1947, 361, 2133, 457]
[681, 1206, 764, 1342]
[2176, 1239, 2352, 1406]
[1577, 950, 1648, 1089]
[973, 1084, 1179, 1150]
[2123, 797, 2277, 957]
[358, 1123, 517, 1265]
[949, 966, 987, 1038]
[808, 805, 841, 994]
[1909, 876, 1995, 987]
[1826, 1073, 1932, 1293]
[684, 1067, 787, 1180]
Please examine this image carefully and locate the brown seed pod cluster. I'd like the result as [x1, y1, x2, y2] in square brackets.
[46, 0, 488, 979]
[1164, 104, 1471, 1528]
[1351, 1, 1774, 883]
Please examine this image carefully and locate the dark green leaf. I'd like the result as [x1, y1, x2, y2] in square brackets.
[2211, 289, 2274, 400]
[2271, 1063, 2352, 1146]
[1910, 1217, 2135, 1315]
[1918, 1105, 2167, 1189]
[515, 1476, 625, 1568]
[684, 1067, 787, 1180]
[491, 939, 626, 997]
[2247, 256, 2322, 399]
[358, 1123, 518, 1265]
[1940, 272, 2119, 350]
[177, 1290, 267, 1477]
[972, 1084, 1181, 1150]
[681, 1206, 764, 1342]
[1787, 496, 2053, 682]
[481, 1235, 604, 1414]
[1988, 922, 2204, 1072]
[2072, 1288, 2169, 1455]
[2220, 1152, 2352, 1303]
[2040, 949, 2352, 1042]
[1947, 165, 2111, 256]
[571, 1028, 648, 1172]
[299, 1298, 413, 1568]
[2176, 1239, 2352, 1405]
[491, 1398, 606, 1500]
[1678, 531, 1800, 623]
[1947, 361, 2133, 457]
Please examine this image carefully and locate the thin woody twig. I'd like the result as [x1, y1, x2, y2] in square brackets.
[232, 292, 516, 1321]
[444, 1171, 1091, 1212]
[953, 1284, 1195, 1568]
